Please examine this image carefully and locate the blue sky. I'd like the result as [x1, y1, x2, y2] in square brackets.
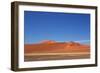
[24, 11, 90, 44]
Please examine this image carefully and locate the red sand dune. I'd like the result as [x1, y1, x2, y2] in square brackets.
[39, 40, 57, 44]
[24, 40, 90, 53]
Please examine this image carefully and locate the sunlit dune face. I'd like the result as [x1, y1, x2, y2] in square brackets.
[39, 40, 56, 44]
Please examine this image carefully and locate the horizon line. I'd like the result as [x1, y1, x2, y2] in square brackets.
[24, 40, 90, 44]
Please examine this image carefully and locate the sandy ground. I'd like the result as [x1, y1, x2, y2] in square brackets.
[24, 52, 90, 61]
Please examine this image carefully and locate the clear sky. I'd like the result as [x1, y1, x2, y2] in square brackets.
[24, 11, 90, 44]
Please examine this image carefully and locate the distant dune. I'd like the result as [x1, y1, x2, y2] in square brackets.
[39, 40, 56, 44]
[24, 40, 90, 61]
